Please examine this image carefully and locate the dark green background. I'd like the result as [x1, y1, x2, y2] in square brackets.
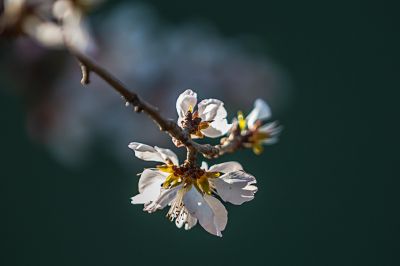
[1, 0, 399, 265]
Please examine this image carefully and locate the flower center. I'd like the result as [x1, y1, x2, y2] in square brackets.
[181, 109, 211, 138]
[237, 111, 273, 155]
[157, 164, 220, 195]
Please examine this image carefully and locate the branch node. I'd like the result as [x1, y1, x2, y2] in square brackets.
[80, 63, 90, 85]
[134, 105, 143, 113]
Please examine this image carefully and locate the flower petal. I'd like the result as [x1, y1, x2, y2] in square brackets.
[201, 161, 209, 171]
[128, 142, 178, 164]
[137, 169, 167, 193]
[211, 170, 258, 205]
[262, 137, 279, 145]
[176, 89, 197, 119]
[258, 122, 283, 145]
[183, 187, 223, 237]
[128, 142, 164, 162]
[209, 161, 243, 173]
[131, 169, 167, 205]
[185, 214, 198, 230]
[143, 185, 181, 213]
[246, 99, 271, 129]
[154, 146, 179, 165]
[203, 195, 228, 231]
[201, 119, 232, 138]
[197, 99, 227, 122]
[197, 98, 231, 137]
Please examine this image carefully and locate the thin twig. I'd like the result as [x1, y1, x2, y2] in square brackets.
[69, 49, 228, 158]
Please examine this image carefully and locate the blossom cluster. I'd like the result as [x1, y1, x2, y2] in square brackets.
[1, 1, 283, 237]
[130, 90, 281, 236]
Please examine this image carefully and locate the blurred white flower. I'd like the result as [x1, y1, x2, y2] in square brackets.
[52, 0, 96, 53]
[176, 89, 231, 138]
[0, 0, 97, 52]
[238, 99, 282, 154]
[129, 142, 257, 237]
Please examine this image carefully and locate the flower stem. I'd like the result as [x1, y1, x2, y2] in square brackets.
[185, 146, 197, 167]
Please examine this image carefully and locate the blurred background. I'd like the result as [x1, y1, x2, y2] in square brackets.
[0, 0, 399, 265]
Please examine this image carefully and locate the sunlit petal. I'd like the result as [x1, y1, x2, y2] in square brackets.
[246, 99, 271, 129]
[201, 119, 232, 138]
[154, 146, 179, 165]
[204, 195, 228, 231]
[197, 98, 227, 122]
[131, 169, 167, 204]
[211, 170, 258, 205]
[183, 187, 223, 237]
[209, 161, 243, 173]
[201, 161, 209, 171]
[128, 142, 177, 164]
[143, 185, 181, 213]
[176, 89, 197, 119]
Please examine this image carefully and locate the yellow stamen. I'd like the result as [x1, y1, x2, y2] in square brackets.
[237, 111, 246, 131]
[206, 172, 221, 179]
[188, 105, 193, 113]
[157, 165, 174, 173]
[195, 172, 221, 195]
[196, 174, 212, 195]
[163, 173, 181, 189]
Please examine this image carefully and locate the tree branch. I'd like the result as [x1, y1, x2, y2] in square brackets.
[69, 49, 231, 158]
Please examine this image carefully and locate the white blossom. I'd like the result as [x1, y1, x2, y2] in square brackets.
[129, 142, 257, 237]
[238, 99, 282, 154]
[176, 89, 232, 138]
